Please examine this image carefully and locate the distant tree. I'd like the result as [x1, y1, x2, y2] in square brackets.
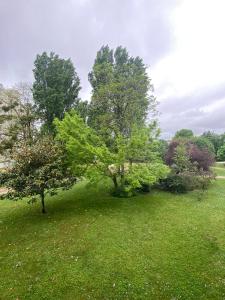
[0, 136, 76, 213]
[191, 136, 215, 155]
[217, 144, 225, 161]
[88, 45, 156, 147]
[55, 111, 169, 197]
[174, 129, 194, 139]
[0, 83, 36, 157]
[33, 52, 81, 132]
[202, 131, 225, 154]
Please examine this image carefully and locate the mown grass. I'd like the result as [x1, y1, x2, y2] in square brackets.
[212, 162, 225, 176]
[1, 180, 225, 299]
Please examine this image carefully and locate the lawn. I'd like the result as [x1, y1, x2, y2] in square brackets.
[1, 180, 225, 299]
[212, 162, 225, 176]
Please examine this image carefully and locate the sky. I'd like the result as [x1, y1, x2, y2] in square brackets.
[0, 0, 225, 138]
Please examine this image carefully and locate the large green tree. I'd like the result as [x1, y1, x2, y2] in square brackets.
[55, 111, 168, 197]
[33, 52, 81, 132]
[88, 45, 155, 146]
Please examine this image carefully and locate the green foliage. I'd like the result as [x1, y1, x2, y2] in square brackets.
[192, 136, 215, 155]
[0, 136, 76, 213]
[160, 171, 213, 194]
[175, 129, 194, 139]
[162, 141, 213, 194]
[33, 52, 81, 132]
[217, 144, 225, 161]
[173, 143, 191, 173]
[55, 111, 169, 197]
[202, 131, 225, 154]
[88, 45, 155, 146]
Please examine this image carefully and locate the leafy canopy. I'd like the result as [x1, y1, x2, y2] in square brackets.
[55, 111, 169, 197]
[33, 52, 81, 132]
[0, 136, 76, 213]
[88, 45, 156, 146]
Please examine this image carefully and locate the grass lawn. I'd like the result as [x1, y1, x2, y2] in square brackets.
[1, 180, 225, 299]
[212, 162, 225, 176]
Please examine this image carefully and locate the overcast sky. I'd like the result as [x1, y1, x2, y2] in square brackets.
[0, 0, 225, 138]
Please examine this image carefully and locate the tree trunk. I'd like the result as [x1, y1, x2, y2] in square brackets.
[120, 164, 125, 187]
[40, 191, 46, 214]
[112, 175, 118, 189]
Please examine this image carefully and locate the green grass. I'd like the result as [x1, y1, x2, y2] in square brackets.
[1, 181, 225, 299]
[212, 162, 225, 176]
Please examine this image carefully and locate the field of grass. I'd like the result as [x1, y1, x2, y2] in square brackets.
[1, 180, 225, 299]
[212, 162, 225, 176]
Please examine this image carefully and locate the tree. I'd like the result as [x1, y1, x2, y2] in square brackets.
[217, 144, 225, 161]
[88, 45, 156, 146]
[33, 52, 81, 132]
[174, 129, 194, 139]
[0, 136, 76, 213]
[191, 136, 215, 155]
[202, 131, 225, 154]
[54, 111, 169, 197]
[0, 83, 36, 158]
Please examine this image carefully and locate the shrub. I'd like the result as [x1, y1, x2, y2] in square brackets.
[165, 140, 214, 171]
[159, 171, 213, 194]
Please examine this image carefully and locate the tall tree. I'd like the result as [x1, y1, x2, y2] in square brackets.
[88, 45, 156, 146]
[33, 52, 81, 132]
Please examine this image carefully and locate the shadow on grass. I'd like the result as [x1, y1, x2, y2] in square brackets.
[0, 182, 170, 230]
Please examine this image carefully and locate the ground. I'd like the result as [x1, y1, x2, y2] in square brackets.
[1, 172, 225, 299]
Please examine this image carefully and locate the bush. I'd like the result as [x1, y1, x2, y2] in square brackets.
[165, 140, 214, 171]
[159, 171, 213, 194]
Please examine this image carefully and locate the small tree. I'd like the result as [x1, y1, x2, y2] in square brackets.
[0, 137, 76, 213]
[55, 111, 169, 197]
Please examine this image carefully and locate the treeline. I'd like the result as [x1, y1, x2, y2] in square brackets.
[0, 46, 218, 212]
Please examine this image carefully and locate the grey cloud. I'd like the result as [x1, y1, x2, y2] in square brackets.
[0, 0, 177, 98]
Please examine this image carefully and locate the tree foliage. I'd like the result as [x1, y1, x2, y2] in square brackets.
[55, 111, 169, 196]
[88, 45, 156, 146]
[202, 131, 225, 154]
[165, 139, 214, 171]
[174, 129, 194, 139]
[0, 136, 76, 213]
[217, 144, 225, 161]
[33, 52, 81, 132]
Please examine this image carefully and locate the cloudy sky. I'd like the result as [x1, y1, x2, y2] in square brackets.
[0, 0, 225, 138]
